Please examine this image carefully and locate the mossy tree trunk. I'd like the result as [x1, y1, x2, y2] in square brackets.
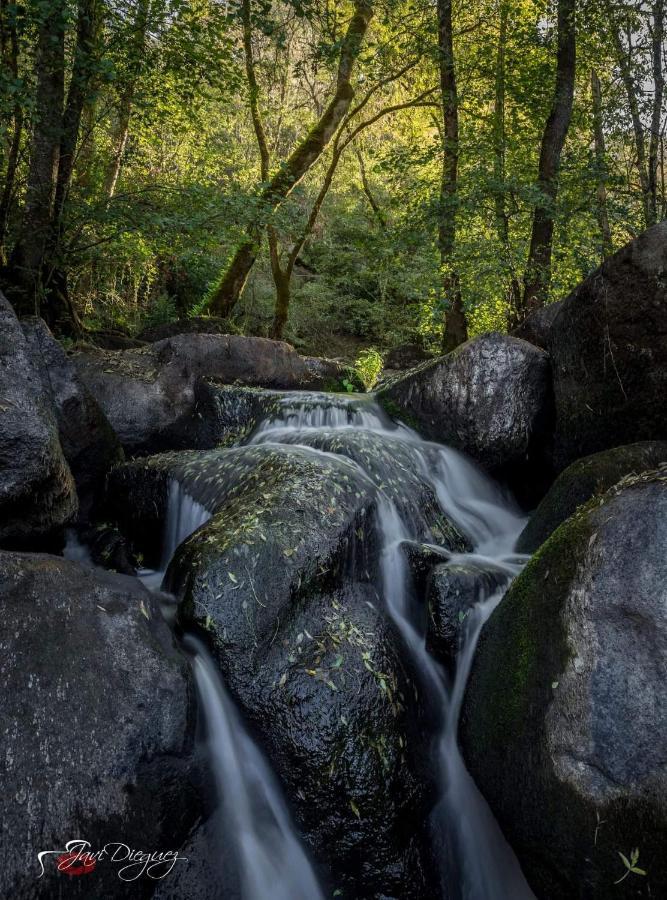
[206, 0, 374, 319]
[520, 0, 575, 319]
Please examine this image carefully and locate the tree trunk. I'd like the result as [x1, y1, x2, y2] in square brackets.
[591, 70, 613, 259]
[608, 11, 651, 226]
[8, 0, 66, 318]
[207, 0, 374, 317]
[0, 0, 23, 263]
[54, 0, 98, 224]
[648, 0, 664, 225]
[437, 0, 467, 352]
[104, 0, 150, 200]
[520, 0, 575, 318]
[492, 4, 522, 325]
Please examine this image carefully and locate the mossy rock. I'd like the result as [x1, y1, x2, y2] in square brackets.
[461, 469, 667, 899]
[108, 442, 441, 895]
[517, 441, 667, 553]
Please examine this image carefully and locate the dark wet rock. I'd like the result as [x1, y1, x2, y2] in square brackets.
[79, 522, 140, 574]
[517, 441, 667, 553]
[548, 222, 667, 470]
[0, 549, 201, 899]
[461, 470, 667, 900]
[111, 443, 439, 896]
[0, 293, 77, 544]
[384, 343, 431, 370]
[22, 318, 123, 517]
[377, 333, 553, 480]
[512, 299, 563, 350]
[425, 563, 501, 672]
[74, 334, 348, 454]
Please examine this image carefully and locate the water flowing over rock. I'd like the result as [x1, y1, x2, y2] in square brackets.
[461, 470, 667, 899]
[548, 222, 667, 470]
[0, 550, 201, 899]
[110, 442, 440, 897]
[21, 318, 123, 517]
[0, 293, 77, 544]
[73, 334, 348, 454]
[517, 441, 667, 553]
[377, 333, 553, 482]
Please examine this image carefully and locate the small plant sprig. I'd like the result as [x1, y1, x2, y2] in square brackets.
[614, 847, 646, 884]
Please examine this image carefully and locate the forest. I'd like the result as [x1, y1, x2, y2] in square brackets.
[1, 1, 666, 899]
[0, 0, 664, 359]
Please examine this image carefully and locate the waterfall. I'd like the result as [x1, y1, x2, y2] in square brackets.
[183, 634, 324, 900]
[141, 480, 324, 900]
[250, 392, 536, 899]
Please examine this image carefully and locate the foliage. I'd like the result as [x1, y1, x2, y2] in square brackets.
[0, 0, 665, 354]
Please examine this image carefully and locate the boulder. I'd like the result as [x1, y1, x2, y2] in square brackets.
[512, 299, 563, 350]
[137, 316, 232, 342]
[517, 441, 667, 553]
[0, 550, 201, 899]
[73, 334, 347, 455]
[110, 443, 441, 897]
[377, 333, 553, 480]
[0, 293, 77, 544]
[384, 343, 431, 370]
[548, 222, 667, 470]
[425, 563, 501, 672]
[461, 470, 667, 899]
[22, 318, 123, 517]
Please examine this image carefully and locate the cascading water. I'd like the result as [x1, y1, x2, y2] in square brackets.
[183, 634, 325, 900]
[137, 480, 325, 900]
[248, 392, 536, 899]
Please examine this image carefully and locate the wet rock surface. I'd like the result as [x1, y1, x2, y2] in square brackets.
[0, 550, 201, 899]
[73, 334, 348, 454]
[461, 471, 667, 899]
[22, 318, 123, 517]
[426, 563, 501, 673]
[548, 222, 667, 470]
[377, 333, 553, 479]
[0, 293, 77, 544]
[517, 441, 667, 553]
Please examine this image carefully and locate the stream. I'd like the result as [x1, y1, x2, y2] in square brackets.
[71, 391, 536, 899]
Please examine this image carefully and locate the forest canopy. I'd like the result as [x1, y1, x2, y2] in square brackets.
[0, 0, 665, 356]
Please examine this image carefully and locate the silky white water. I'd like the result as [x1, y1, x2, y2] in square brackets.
[183, 633, 324, 900]
[250, 392, 536, 899]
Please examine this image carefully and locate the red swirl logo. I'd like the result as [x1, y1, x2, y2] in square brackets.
[56, 852, 97, 877]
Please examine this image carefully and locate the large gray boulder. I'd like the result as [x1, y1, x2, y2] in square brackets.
[73, 334, 347, 455]
[377, 333, 553, 477]
[22, 318, 123, 517]
[517, 441, 667, 553]
[0, 550, 201, 899]
[461, 470, 667, 899]
[548, 222, 667, 470]
[109, 442, 450, 897]
[0, 294, 77, 544]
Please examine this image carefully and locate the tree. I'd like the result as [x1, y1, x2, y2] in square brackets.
[0, 0, 23, 262]
[7, 0, 67, 321]
[206, 0, 374, 318]
[520, 0, 576, 319]
[437, 0, 467, 352]
[590, 68, 614, 258]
